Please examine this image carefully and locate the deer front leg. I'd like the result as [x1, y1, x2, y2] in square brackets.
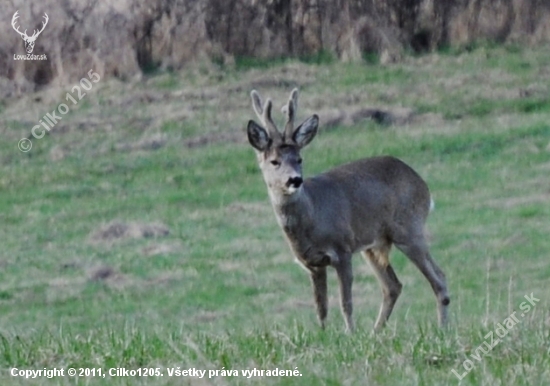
[334, 256, 354, 333]
[309, 267, 328, 329]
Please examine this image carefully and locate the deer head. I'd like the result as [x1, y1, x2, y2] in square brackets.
[12, 11, 49, 54]
[247, 88, 319, 197]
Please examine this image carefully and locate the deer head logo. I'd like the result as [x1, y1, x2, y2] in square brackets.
[11, 11, 49, 54]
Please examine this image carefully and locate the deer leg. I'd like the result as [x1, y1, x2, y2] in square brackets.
[334, 256, 354, 333]
[309, 267, 328, 329]
[395, 238, 450, 327]
[362, 248, 402, 331]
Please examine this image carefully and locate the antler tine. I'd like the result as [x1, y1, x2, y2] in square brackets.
[250, 90, 281, 139]
[284, 88, 299, 140]
[262, 99, 281, 138]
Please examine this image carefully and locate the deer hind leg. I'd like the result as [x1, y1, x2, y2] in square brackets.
[333, 255, 354, 333]
[362, 246, 403, 331]
[394, 229, 450, 327]
[309, 267, 328, 329]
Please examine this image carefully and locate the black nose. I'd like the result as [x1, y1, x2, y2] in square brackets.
[287, 177, 303, 189]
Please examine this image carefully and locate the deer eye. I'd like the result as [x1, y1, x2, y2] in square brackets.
[297, 158, 303, 165]
[270, 160, 281, 167]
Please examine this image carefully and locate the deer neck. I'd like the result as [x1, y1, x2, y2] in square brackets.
[268, 186, 314, 235]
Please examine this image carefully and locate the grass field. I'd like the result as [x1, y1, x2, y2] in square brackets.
[1, 44, 550, 385]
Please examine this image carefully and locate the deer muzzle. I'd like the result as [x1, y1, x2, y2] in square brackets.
[286, 176, 303, 190]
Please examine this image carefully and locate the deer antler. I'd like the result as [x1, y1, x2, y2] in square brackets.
[11, 11, 48, 41]
[283, 88, 299, 140]
[250, 90, 281, 140]
[11, 11, 28, 38]
[29, 13, 49, 40]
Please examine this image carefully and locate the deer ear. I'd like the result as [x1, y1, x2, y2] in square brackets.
[293, 115, 318, 148]
[247, 120, 271, 151]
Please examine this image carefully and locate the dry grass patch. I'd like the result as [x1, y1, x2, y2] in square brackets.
[89, 221, 170, 244]
[485, 193, 550, 209]
[115, 133, 169, 152]
[141, 242, 183, 257]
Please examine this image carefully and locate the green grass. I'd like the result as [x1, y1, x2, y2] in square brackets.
[1, 44, 550, 385]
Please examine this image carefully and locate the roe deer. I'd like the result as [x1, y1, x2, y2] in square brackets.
[246, 88, 450, 332]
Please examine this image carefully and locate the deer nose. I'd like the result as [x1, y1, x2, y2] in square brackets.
[286, 176, 303, 189]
